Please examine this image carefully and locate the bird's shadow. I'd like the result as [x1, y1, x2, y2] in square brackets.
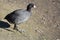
[0, 21, 14, 32]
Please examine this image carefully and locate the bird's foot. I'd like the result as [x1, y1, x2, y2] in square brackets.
[13, 28, 25, 33]
[13, 28, 18, 31]
[18, 29, 25, 33]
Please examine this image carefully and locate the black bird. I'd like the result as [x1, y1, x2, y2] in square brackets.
[4, 3, 36, 32]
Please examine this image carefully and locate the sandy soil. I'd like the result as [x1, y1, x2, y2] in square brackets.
[0, 0, 60, 40]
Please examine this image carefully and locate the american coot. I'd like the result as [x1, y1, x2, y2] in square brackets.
[4, 3, 36, 32]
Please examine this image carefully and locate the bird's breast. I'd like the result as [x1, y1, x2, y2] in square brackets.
[15, 12, 31, 23]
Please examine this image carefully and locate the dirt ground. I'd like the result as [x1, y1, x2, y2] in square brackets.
[0, 0, 60, 40]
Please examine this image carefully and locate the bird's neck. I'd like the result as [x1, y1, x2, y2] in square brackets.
[26, 7, 31, 12]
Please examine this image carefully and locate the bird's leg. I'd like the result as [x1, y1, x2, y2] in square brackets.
[13, 24, 19, 31]
[13, 24, 22, 33]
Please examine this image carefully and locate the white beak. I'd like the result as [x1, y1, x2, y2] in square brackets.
[34, 5, 36, 8]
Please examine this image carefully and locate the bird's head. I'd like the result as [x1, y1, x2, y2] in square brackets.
[27, 3, 36, 12]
